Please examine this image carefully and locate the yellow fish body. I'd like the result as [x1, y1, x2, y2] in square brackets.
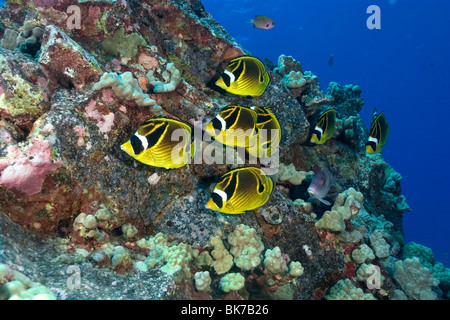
[215, 56, 270, 97]
[366, 108, 389, 154]
[121, 118, 195, 169]
[204, 105, 258, 148]
[206, 167, 273, 214]
[310, 108, 336, 145]
[246, 106, 281, 158]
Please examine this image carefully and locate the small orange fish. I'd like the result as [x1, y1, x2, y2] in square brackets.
[250, 15, 275, 30]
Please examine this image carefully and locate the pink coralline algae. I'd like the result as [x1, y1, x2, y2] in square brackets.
[0, 138, 62, 195]
[85, 100, 115, 135]
[88, 6, 101, 26]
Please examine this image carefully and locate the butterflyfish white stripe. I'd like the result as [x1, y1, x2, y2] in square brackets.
[368, 136, 379, 144]
[314, 126, 324, 134]
[216, 115, 227, 131]
[213, 189, 228, 202]
[224, 70, 235, 83]
[135, 132, 149, 150]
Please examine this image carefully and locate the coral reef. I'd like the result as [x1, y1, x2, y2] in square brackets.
[393, 258, 440, 300]
[93, 71, 161, 112]
[146, 62, 182, 93]
[315, 188, 363, 232]
[100, 27, 147, 59]
[326, 278, 376, 300]
[1, 21, 45, 59]
[0, 0, 442, 302]
[0, 264, 56, 300]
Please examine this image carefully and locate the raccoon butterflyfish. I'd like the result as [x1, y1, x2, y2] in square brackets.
[310, 108, 336, 145]
[121, 118, 195, 169]
[206, 167, 273, 214]
[246, 106, 281, 158]
[215, 56, 270, 97]
[366, 108, 390, 154]
[204, 105, 258, 148]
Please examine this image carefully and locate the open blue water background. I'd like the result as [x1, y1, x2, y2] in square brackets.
[0, 0, 448, 267]
[202, 0, 450, 267]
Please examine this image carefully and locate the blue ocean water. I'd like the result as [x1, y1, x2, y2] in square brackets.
[203, 0, 450, 267]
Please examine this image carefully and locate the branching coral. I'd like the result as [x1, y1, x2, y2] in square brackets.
[326, 82, 364, 116]
[381, 166, 411, 213]
[393, 257, 439, 300]
[210, 235, 234, 274]
[263, 246, 304, 278]
[263, 247, 288, 274]
[315, 188, 363, 232]
[326, 82, 362, 105]
[352, 244, 375, 264]
[136, 232, 199, 281]
[282, 70, 318, 89]
[121, 223, 138, 239]
[338, 229, 363, 244]
[194, 271, 211, 292]
[93, 71, 161, 113]
[160, 243, 199, 276]
[146, 62, 182, 93]
[89, 243, 132, 273]
[369, 230, 391, 259]
[316, 211, 346, 232]
[271, 163, 313, 185]
[289, 261, 304, 277]
[326, 278, 376, 300]
[0, 264, 55, 300]
[333, 187, 364, 220]
[273, 54, 303, 76]
[110, 245, 132, 272]
[431, 263, 450, 297]
[356, 263, 385, 288]
[220, 273, 245, 293]
[73, 212, 103, 240]
[228, 224, 264, 271]
[193, 251, 213, 269]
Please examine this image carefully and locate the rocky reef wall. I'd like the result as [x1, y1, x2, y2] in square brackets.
[1, 0, 446, 301]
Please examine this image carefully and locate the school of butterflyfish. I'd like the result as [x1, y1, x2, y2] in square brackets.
[120, 54, 389, 214]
